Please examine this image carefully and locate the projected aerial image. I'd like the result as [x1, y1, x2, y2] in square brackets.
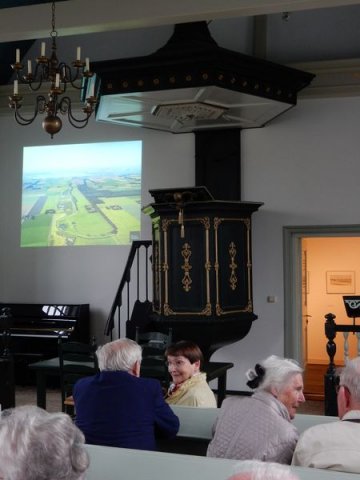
[21, 141, 142, 247]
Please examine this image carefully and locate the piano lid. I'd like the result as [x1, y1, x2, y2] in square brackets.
[0, 303, 86, 321]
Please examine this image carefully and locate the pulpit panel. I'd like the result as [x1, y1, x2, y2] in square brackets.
[215, 217, 252, 315]
[162, 217, 210, 316]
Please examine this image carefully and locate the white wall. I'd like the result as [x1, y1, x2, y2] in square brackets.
[2, 85, 360, 390]
[0, 116, 194, 343]
[211, 95, 360, 390]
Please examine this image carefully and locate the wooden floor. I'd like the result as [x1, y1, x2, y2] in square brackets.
[303, 363, 328, 400]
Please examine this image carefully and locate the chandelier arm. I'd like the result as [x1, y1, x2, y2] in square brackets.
[59, 62, 83, 90]
[14, 111, 37, 126]
[59, 97, 93, 128]
[27, 82, 44, 92]
[67, 115, 91, 129]
[13, 95, 47, 126]
[15, 58, 49, 91]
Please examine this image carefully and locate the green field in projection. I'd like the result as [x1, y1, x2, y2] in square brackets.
[21, 175, 141, 247]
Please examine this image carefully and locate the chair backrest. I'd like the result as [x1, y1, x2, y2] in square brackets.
[136, 328, 172, 352]
[135, 328, 172, 386]
[58, 339, 98, 414]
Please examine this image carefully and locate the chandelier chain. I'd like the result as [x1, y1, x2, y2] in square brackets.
[51, 1, 57, 38]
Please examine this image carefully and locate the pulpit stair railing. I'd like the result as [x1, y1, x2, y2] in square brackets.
[104, 240, 152, 340]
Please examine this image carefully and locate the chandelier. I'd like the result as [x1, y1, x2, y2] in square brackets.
[8, 1, 97, 138]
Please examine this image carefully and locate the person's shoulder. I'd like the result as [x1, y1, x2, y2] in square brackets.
[223, 395, 245, 404]
[308, 419, 340, 431]
[185, 388, 216, 405]
[220, 395, 249, 410]
[73, 374, 94, 391]
[293, 420, 341, 464]
[298, 418, 340, 440]
[137, 376, 163, 390]
[195, 395, 217, 408]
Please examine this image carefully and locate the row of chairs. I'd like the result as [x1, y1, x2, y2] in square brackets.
[58, 329, 173, 415]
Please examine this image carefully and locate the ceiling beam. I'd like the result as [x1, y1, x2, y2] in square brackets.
[1, 0, 360, 42]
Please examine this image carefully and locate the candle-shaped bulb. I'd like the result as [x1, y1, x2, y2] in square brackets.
[55, 73, 60, 88]
[14, 80, 18, 95]
[41, 42, 46, 57]
[77, 47, 81, 61]
[89, 82, 95, 98]
[85, 57, 90, 72]
[27, 60, 32, 75]
[16, 49, 20, 63]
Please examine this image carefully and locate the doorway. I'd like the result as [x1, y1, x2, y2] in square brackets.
[283, 225, 360, 397]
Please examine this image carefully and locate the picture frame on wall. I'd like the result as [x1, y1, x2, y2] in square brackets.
[326, 271, 355, 294]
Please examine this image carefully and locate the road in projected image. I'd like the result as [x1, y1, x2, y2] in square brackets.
[20, 142, 142, 247]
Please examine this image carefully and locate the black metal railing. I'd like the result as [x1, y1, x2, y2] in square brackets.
[104, 240, 152, 339]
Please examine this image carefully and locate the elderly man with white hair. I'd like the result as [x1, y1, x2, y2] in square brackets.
[74, 337, 179, 450]
[0, 405, 89, 480]
[292, 356, 360, 473]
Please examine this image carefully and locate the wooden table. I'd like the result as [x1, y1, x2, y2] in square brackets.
[203, 362, 234, 406]
[28, 357, 233, 409]
[28, 357, 93, 410]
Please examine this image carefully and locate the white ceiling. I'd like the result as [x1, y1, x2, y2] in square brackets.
[2, 0, 360, 118]
[1, 0, 360, 42]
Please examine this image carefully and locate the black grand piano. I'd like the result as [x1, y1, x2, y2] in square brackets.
[0, 302, 89, 384]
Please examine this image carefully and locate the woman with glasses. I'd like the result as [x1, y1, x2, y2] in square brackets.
[165, 340, 217, 407]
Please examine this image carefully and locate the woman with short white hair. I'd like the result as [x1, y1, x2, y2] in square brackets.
[0, 405, 89, 480]
[207, 355, 305, 464]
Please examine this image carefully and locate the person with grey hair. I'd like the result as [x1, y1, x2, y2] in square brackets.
[207, 355, 305, 464]
[292, 356, 360, 473]
[73, 337, 179, 450]
[228, 460, 299, 480]
[0, 405, 89, 480]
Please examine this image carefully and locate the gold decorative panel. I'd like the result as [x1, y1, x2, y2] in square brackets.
[214, 217, 253, 315]
[181, 242, 192, 292]
[161, 216, 211, 316]
[228, 241, 238, 291]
